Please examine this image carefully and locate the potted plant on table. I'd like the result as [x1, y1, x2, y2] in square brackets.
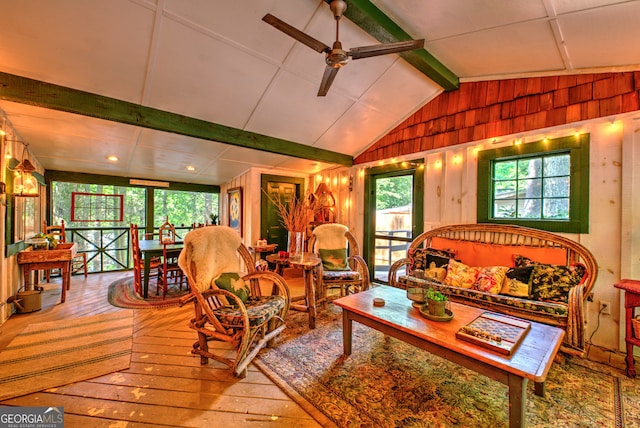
[425, 288, 448, 317]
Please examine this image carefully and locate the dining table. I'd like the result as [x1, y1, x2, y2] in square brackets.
[138, 239, 184, 298]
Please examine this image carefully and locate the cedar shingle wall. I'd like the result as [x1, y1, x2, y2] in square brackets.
[354, 72, 640, 164]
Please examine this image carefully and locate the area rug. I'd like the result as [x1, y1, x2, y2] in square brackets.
[107, 276, 190, 309]
[0, 311, 133, 401]
[255, 305, 640, 428]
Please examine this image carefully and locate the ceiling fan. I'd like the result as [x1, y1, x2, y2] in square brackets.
[263, 0, 424, 96]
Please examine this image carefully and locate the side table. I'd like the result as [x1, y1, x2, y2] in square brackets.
[266, 253, 321, 329]
[614, 279, 640, 377]
[249, 244, 278, 262]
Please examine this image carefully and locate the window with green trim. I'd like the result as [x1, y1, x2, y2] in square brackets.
[477, 134, 589, 233]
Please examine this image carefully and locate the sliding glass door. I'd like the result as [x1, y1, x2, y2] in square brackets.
[364, 162, 423, 283]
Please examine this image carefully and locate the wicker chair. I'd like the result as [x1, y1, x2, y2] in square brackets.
[307, 223, 370, 307]
[178, 226, 290, 378]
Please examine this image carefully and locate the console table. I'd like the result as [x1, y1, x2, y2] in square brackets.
[17, 242, 77, 303]
[614, 279, 640, 377]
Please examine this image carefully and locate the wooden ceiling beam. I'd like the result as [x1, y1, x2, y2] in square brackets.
[0, 72, 353, 167]
[326, 0, 459, 91]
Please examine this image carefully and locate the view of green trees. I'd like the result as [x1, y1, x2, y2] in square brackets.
[493, 153, 570, 219]
[154, 189, 218, 228]
[375, 175, 413, 210]
[50, 181, 219, 273]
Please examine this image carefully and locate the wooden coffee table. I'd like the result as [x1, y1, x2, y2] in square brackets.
[333, 286, 565, 428]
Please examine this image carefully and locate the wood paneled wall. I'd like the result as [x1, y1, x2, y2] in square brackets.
[355, 72, 640, 164]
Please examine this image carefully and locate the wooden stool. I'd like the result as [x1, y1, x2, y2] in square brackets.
[614, 279, 640, 377]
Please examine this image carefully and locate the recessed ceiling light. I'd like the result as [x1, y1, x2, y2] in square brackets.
[186, 166, 195, 171]
[107, 155, 118, 162]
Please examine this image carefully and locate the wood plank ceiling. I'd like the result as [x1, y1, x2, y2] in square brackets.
[0, 0, 638, 185]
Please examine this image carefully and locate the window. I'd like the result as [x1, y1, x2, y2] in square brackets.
[154, 189, 219, 228]
[477, 134, 589, 233]
[71, 193, 124, 222]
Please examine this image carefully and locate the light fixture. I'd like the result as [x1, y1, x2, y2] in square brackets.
[9, 142, 39, 198]
[13, 158, 39, 197]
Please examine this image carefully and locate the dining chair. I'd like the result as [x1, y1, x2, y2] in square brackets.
[42, 220, 88, 280]
[157, 243, 186, 298]
[178, 225, 290, 378]
[308, 223, 370, 307]
[130, 223, 161, 295]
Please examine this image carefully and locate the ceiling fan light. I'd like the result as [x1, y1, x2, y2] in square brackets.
[326, 51, 349, 67]
[326, 41, 349, 67]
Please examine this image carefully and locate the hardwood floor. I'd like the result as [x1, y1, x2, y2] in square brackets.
[0, 271, 322, 427]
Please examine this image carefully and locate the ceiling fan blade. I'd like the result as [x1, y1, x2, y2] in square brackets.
[349, 39, 424, 60]
[262, 14, 330, 54]
[318, 66, 340, 96]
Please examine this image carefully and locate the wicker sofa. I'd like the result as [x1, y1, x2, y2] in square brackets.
[388, 223, 597, 356]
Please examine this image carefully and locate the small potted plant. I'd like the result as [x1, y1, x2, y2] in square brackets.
[425, 288, 448, 317]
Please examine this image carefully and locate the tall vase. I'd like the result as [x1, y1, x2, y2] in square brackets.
[287, 231, 305, 259]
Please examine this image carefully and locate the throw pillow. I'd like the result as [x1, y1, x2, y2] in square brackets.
[214, 272, 251, 305]
[444, 259, 479, 289]
[529, 263, 587, 303]
[514, 254, 540, 268]
[474, 266, 509, 294]
[424, 261, 447, 282]
[500, 266, 535, 297]
[318, 248, 349, 271]
[410, 247, 455, 271]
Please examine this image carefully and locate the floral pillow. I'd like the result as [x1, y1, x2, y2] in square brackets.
[529, 263, 588, 303]
[474, 266, 509, 294]
[444, 259, 479, 289]
[500, 266, 534, 297]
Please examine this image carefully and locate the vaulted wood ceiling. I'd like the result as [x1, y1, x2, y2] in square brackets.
[1, 0, 638, 185]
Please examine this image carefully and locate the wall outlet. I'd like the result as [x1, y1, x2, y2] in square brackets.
[600, 301, 611, 315]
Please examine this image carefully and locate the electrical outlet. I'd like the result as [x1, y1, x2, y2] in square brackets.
[600, 301, 611, 315]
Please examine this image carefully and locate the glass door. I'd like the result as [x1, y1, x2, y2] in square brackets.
[364, 163, 423, 283]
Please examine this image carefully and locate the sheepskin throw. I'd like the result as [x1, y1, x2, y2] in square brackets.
[178, 226, 242, 292]
[313, 223, 349, 271]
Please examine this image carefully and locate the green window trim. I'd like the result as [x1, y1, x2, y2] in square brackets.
[477, 134, 590, 234]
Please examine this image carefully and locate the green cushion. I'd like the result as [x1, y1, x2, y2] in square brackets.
[214, 272, 250, 304]
[319, 248, 349, 271]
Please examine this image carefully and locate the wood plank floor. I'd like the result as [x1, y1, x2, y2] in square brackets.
[0, 271, 322, 427]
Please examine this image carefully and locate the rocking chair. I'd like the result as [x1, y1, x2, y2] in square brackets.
[178, 226, 290, 378]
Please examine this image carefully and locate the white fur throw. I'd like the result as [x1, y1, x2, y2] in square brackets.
[178, 226, 242, 292]
[312, 223, 348, 250]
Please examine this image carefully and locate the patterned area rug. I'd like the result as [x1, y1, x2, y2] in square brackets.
[107, 276, 190, 309]
[256, 305, 640, 428]
[0, 311, 133, 401]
